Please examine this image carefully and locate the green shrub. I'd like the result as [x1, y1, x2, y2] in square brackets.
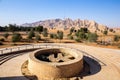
[70, 27, 75, 34]
[68, 35, 73, 40]
[75, 37, 81, 42]
[109, 29, 113, 32]
[114, 35, 120, 42]
[12, 33, 22, 42]
[50, 34, 54, 39]
[53, 34, 58, 39]
[3, 33, 9, 39]
[50, 33, 57, 39]
[87, 33, 98, 42]
[57, 30, 63, 40]
[42, 28, 48, 37]
[0, 38, 5, 42]
[35, 34, 41, 41]
[27, 30, 35, 40]
[0, 41, 3, 45]
[35, 26, 43, 33]
[103, 30, 108, 35]
[75, 29, 87, 40]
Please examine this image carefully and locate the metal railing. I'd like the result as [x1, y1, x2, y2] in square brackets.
[0, 43, 67, 55]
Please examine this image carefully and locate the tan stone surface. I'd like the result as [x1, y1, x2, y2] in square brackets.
[28, 48, 83, 80]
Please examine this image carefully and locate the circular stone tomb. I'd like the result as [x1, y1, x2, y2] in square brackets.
[28, 48, 83, 80]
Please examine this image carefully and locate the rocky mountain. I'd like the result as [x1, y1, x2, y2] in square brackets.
[22, 18, 108, 32]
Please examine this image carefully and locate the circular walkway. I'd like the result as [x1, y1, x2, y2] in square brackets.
[0, 52, 29, 80]
[0, 43, 120, 80]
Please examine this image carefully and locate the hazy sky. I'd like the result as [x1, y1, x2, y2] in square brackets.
[0, 0, 120, 27]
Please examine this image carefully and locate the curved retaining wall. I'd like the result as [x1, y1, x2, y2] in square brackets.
[28, 48, 83, 80]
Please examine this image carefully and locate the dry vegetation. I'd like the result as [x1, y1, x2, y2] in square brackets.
[0, 27, 120, 49]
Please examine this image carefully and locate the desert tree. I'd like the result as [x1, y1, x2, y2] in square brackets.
[75, 29, 87, 40]
[114, 35, 120, 42]
[35, 34, 41, 42]
[103, 30, 108, 35]
[69, 35, 73, 40]
[42, 28, 48, 37]
[57, 30, 64, 42]
[0, 38, 5, 42]
[12, 33, 22, 44]
[50, 33, 58, 39]
[87, 33, 98, 42]
[3, 33, 9, 39]
[35, 25, 43, 33]
[109, 29, 113, 32]
[50, 33, 54, 39]
[74, 37, 81, 42]
[70, 27, 75, 35]
[27, 30, 35, 42]
[8, 24, 17, 33]
[42, 28, 48, 42]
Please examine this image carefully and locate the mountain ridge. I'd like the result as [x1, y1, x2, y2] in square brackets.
[21, 18, 109, 32]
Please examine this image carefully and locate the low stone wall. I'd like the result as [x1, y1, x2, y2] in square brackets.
[0, 48, 40, 56]
[28, 48, 83, 80]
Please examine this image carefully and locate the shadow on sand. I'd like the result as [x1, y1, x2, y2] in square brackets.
[76, 56, 102, 79]
[0, 76, 33, 80]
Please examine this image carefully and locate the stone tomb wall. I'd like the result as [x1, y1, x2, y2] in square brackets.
[28, 48, 83, 80]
